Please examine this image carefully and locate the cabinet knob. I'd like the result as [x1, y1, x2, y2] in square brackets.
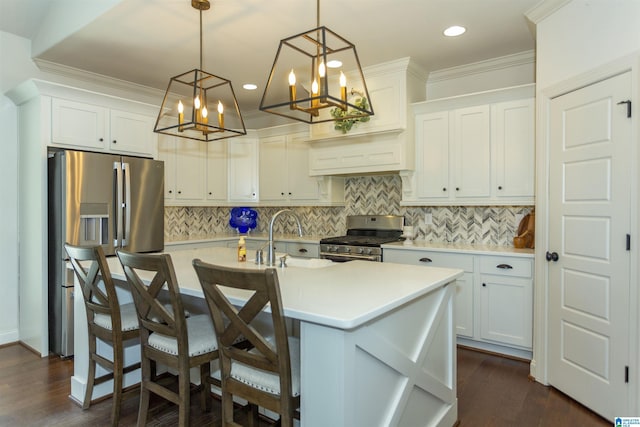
[419, 257, 432, 263]
[99, 138, 104, 142]
[482, 283, 487, 287]
[498, 185, 503, 190]
[209, 192, 212, 195]
[456, 187, 460, 191]
[112, 140, 117, 144]
[442, 187, 447, 192]
[496, 264, 513, 269]
[281, 192, 285, 196]
[168, 190, 173, 194]
[178, 190, 182, 194]
[288, 192, 292, 195]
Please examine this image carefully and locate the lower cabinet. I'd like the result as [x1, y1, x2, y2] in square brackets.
[383, 249, 474, 338]
[383, 246, 533, 357]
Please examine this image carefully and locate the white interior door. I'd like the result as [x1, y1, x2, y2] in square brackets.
[547, 71, 632, 420]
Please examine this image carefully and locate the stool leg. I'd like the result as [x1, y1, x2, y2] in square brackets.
[111, 340, 124, 427]
[83, 335, 97, 409]
[137, 353, 151, 427]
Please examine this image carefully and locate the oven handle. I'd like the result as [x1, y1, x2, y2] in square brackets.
[320, 253, 380, 262]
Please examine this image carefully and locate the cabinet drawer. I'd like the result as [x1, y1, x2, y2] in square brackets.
[479, 256, 532, 278]
[384, 249, 474, 272]
[287, 242, 319, 258]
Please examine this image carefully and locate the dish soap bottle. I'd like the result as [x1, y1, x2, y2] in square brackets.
[237, 236, 246, 262]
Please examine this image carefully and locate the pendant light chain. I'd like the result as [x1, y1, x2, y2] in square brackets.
[199, 8, 203, 70]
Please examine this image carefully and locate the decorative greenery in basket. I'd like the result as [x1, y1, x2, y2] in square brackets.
[330, 95, 371, 134]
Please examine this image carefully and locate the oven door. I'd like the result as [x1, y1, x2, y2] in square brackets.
[320, 253, 381, 262]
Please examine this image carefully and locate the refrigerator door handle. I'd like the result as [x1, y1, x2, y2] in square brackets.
[114, 161, 123, 247]
[122, 162, 131, 247]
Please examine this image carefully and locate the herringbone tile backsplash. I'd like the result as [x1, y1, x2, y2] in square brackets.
[165, 175, 532, 246]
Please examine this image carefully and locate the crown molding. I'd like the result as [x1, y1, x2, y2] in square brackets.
[427, 50, 535, 84]
[33, 58, 165, 105]
[525, 0, 572, 24]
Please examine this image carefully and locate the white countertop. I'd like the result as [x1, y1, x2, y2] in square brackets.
[382, 240, 535, 257]
[104, 247, 462, 330]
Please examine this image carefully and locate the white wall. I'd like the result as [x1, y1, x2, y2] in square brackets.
[0, 31, 42, 346]
[536, 0, 640, 90]
[0, 96, 19, 344]
[426, 50, 535, 100]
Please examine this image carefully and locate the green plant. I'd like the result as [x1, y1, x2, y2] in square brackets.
[330, 96, 371, 134]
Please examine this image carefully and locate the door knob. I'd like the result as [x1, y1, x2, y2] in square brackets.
[546, 251, 559, 262]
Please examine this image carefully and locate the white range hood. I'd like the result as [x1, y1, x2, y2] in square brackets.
[308, 57, 427, 176]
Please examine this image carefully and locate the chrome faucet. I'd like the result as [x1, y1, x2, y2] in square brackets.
[267, 209, 303, 266]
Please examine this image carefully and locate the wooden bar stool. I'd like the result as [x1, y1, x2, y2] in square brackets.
[193, 259, 301, 427]
[117, 250, 219, 427]
[64, 243, 141, 427]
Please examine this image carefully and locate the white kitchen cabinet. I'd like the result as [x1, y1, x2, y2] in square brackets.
[158, 135, 206, 202]
[452, 105, 491, 198]
[51, 98, 155, 157]
[403, 84, 535, 206]
[478, 256, 533, 349]
[383, 248, 474, 338]
[260, 133, 319, 202]
[206, 140, 228, 202]
[228, 135, 259, 203]
[258, 126, 345, 206]
[383, 245, 533, 358]
[492, 98, 535, 199]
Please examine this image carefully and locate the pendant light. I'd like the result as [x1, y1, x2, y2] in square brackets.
[154, 0, 246, 142]
[259, 0, 374, 124]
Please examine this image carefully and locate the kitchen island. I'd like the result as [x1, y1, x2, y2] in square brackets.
[71, 246, 463, 427]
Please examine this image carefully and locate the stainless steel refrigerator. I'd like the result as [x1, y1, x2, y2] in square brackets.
[48, 150, 164, 357]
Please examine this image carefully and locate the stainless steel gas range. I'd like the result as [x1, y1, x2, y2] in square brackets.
[319, 215, 405, 262]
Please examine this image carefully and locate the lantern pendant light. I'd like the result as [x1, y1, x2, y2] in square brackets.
[259, 0, 374, 124]
[154, 0, 246, 142]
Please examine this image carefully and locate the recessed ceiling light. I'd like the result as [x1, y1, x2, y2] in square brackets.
[243, 83, 257, 90]
[326, 60, 342, 68]
[443, 25, 466, 37]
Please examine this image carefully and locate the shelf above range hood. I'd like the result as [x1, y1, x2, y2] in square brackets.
[308, 57, 427, 176]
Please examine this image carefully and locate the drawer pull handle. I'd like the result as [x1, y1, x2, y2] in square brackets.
[298, 248, 308, 253]
[419, 257, 433, 263]
[497, 264, 513, 269]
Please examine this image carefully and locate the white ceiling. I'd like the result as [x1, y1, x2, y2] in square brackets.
[1, 0, 539, 127]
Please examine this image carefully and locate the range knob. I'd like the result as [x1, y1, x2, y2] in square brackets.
[343, 247, 351, 253]
[357, 247, 365, 254]
[366, 248, 373, 255]
[329, 246, 338, 252]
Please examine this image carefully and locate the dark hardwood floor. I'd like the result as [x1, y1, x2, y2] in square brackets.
[0, 343, 610, 426]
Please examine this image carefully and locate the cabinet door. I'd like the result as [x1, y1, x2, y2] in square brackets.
[206, 140, 228, 202]
[452, 105, 491, 198]
[287, 133, 319, 200]
[228, 136, 258, 202]
[259, 135, 287, 201]
[175, 139, 206, 200]
[109, 109, 155, 156]
[157, 135, 177, 200]
[51, 98, 107, 149]
[455, 273, 474, 338]
[492, 99, 535, 199]
[415, 111, 450, 199]
[478, 274, 532, 348]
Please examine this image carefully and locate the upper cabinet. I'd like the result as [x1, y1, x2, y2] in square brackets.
[402, 84, 535, 206]
[308, 58, 427, 176]
[51, 98, 156, 157]
[228, 134, 259, 203]
[259, 127, 344, 206]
